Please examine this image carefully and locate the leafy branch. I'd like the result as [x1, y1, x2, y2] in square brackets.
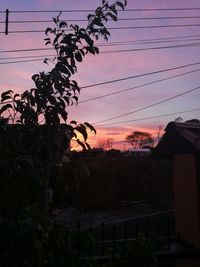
[0, 0, 127, 150]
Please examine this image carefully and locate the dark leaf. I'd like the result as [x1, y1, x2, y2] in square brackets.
[59, 21, 68, 28]
[77, 139, 86, 150]
[93, 18, 104, 27]
[79, 49, 85, 56]
[58, 97, 66, 108]
[71, 80, 80, 93]
[59, 108, 68, 122]
[70, 56, 76, 68]
[106, 12, 117, 21]
[85, 142, 91, 150]
[1, 95, 12, 102]
[1, 90, 13, 102]
[55, 62, 71, 76]
[45, 41, 51, 46]
[75, 51, 82, 62]
[66, 64, 75, 75]
[70, 120, 77, 125]
[86, 46, 95, 55]
[65, 124, 74, 133]
[43, 58, 49, 64]
[93, 46, 99, 54]
[48, 95, 57, 105]
[87, 14, 93, 21]
[76, 124, 88, 141]
[16, 119, 23, 124]
[53, 17, 57, 24]
[116, 1, 125, 10]
[63, 96, 70, 106]
[84, 35, 94, 46]
[14, 94, 20, 99]
[71, 131, 77, 138]
[84, 122, 96, 134]
[45, 27, 53, 35]
[0, 104, 12, 115]
[73, 96, 78, 102]
[109, 5, 118, 15]
[53, 33, 63, 45]
[29, 94, 36, 106]
[32, 74, 39, 81]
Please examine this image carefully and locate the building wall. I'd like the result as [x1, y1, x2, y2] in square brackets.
[174, 154, 200, 267]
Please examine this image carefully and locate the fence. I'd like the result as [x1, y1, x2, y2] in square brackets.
[76, 215, 180, 266]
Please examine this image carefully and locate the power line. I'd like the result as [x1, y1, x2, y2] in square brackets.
[0, 54, 55, 61]
[122, 34, 200, 42]
[2, 15, 200, 24]
[96, 108, 200, 127]
[79, 68, 200, 104]
[80, 61, 200, 89]
[1, 9, 94, 13]
[1, 61, 200, 105]
[94, 85, 200, 125]
[0, 57, 53, 64]
[2, 23, 200, 34]
[100, 42, 200, 54]
[2, 8, 200, 13]
[1, 34, 200, 54]
[99, 37, 200, 46]
[1, 40, 200, 61]
[1, 43, 200, 64]
[0, 47, 53, 53]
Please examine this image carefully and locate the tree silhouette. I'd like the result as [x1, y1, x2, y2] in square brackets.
[125, 130, 154, 149]
[0, 2, 128, 266]
[0, 0, 127, 150]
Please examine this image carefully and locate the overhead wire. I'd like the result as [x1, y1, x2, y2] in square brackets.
[1, 39, 200, 62]
[0, 47, 52, 53]
[2, 7, 200, 13]
[1, 43, 200, 64]
[2, 23, 200, 34]
[94, 85, 200, 125]
[96, 108, 200, 127]
[0, 54, 55, 60]
[1, 7, 200, 128]
[1, 42, 200, 64]
[1, 34, 200, 54]
[1, 61, 200, 105]
[78, 68, 200, 103]
[3, 15, 200, 24]
[80, 61, 200, 89]
[0, 58, 54, 64]
[100, 42, 200, 54]
[99, 37, 200, 46]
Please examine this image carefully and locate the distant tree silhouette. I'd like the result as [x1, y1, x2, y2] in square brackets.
[125, 130, 154, 149]
[97, 137, 113, 150]
[156, 125, 164, 143]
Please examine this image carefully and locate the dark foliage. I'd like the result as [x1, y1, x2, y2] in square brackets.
[0, 1, 128, 266]
[69, 156, 173, 210]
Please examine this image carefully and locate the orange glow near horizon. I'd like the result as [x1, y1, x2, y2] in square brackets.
[71, 125, 160, 151]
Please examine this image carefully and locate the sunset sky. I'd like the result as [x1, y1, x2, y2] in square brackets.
[1, 0, 200, 150]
